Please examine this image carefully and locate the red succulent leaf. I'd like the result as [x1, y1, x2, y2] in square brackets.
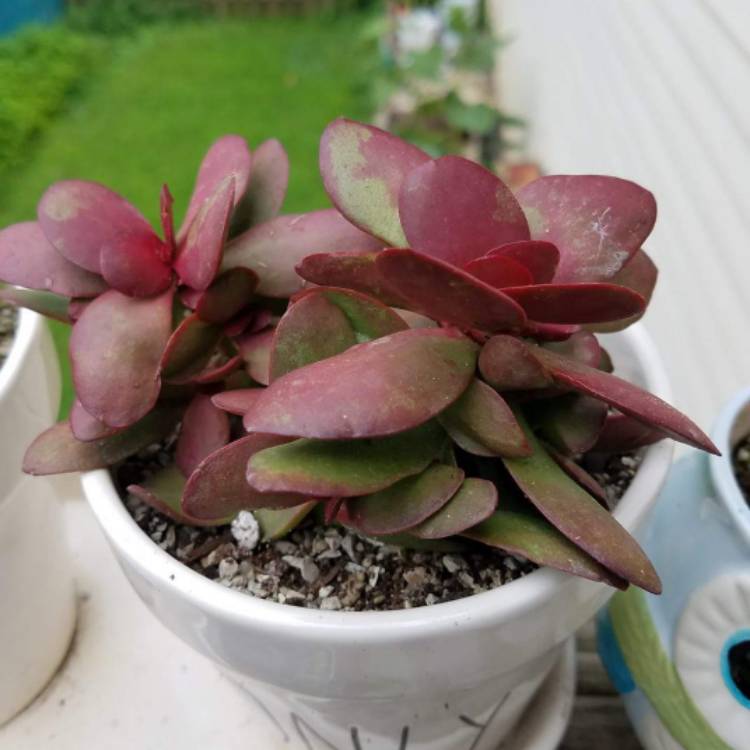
[244, 327, 477, 439]
[528, 394, 608, 455]
[478, 334, 553, 390]
[237, 328, 274, 387]
[319, 118, 430, 246]
[160, 313, 222, 380]
[438, 379, 531, 457]
[231, 138, 289, 233]
[310, 286, 408, 340]
[175, 394, 231, 477]
[193, 268, 258, 324]
[400, 156, 530, 266]
[502, 415, 660, 592]
[246, 421, 446, 497]
[100, 230, 173, 298]
[543, 330, 602, 368]
[375, 249, 527, 333]
[522, 321, 580, 342]
[588, 249, 658, 333]
[178, 134, 252, 242]
[211, 388, 263, 416]
[0, 287, 71, 323]
[269, 292, 357, 382]
[222, 209, 382, 298]
[464, 511, 626, 588]
[346, 464, 464, 536]
[71, 288, 174, 428]
[128, 465, 219, 527]
[174, 176, 235, 291]
[463, 255, 533, 288]
[160, 184, 176, 254]
[223, 307, 266, 338]
[591, 412, 667, 454]
[295, 251, 407, 307]
[23, 406, 181, 475]
[410, 478, 498, 539]
[70, 398, 122, 442]
[181, 433, 306, 522]
[37, 180, 155, 274]
[177, 353, 243, 386]
[0, 221, 107, 298]
[531, 345, 718, 454]
[485, 240, 560, 284]
[517, 175, 656, 283]
[502, 283, 645, 324]
[546, 447, 610, 508]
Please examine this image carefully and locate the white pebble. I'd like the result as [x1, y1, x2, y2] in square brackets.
[320, 596, 342, 611]
[218, 558, 239, 579]
[231, 511, 260, 552]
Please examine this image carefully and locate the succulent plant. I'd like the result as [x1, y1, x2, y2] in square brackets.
[0, 119, 717, 594]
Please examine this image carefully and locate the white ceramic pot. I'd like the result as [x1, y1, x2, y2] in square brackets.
[0, 309, 76, 726]
[83, 323, 674, 750]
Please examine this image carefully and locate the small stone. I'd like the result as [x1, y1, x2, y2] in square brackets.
[320, 596, 342, 611]
[318, 585, 334, 599]
[403, 566, 427, 590]
[231, 511, 260, 552]
[458, 571, 476, 589]
[218, 558, 239, 579]
[274, 540, 298, 555]
[442, 555, 462, 574]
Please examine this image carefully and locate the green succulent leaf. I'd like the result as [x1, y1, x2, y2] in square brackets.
[463, 510, 627, 588]
[346, 463, 464, 536]
[256, 503, 317, 541]
[411, 477, 498, 539]
[246, 421, 447, 498]
[438, 379, 530, 457]
[502, 412, 660, 593]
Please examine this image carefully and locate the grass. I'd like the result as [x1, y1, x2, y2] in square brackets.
[0, 14, 374, 416]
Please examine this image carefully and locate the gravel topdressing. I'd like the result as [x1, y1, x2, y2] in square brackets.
[0, 302, 17, 369]
[117, 443, 642, 612]
[733, 434, 750, 505]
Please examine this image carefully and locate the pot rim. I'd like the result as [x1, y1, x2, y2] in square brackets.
[83, 322, 674, 640]
[709, 386, 750, 547]
[0, 308, 42, 403]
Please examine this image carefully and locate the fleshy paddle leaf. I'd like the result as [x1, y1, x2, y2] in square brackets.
[129, 465, 219, 527]
[0, 286, 71, 322]
[531, 345, 718, 454]
[346, 464, 464, 535]
[527, 394, 608, 455]
[100, 230, 173, 297]
[23, 406, 181, 475]
[478, 334, 553, 390]
[517, 175, 656, 283]
[193, 268, 258, 324]
[463, 255, 533, 288]
[312, 287, 408, 340]
[588, 249, 658, 333]
[464, 511, 626, 588]
[502, 283, 645, 324]
[160, 313, 222, 380]
[182, 433, 307, 522]
[71, 288, 174, 427]
[174, 176, 235, 291]
[438, 379, 531, 457]
[256, 504, 318, 541]
[70, 399, 122, 442]
[410, 478, 498, 539]
[0, 221, 106, 297]
[37, 180, 155, 273]
[175, 394, 231, 477]
[222, 209, 382, 298]
[502, 413, 661, 592]
[375, 249, 527, 332]
[231, 138, 289, 234]
[295, 252, 407, 307]
[485, 241, 560, 284]
[591, 412, 667, 454]
[211, 388, 263, 416]
[178, 134, 252, 241]
[319, 118, 430, 246]
[245, 327, 477, 439]
[237, 328, 274, 386]
[400, 156, 530, 266]
[246, 422, 446, 497]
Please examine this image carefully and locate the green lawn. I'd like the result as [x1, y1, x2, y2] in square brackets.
[0, 15, 374, 416]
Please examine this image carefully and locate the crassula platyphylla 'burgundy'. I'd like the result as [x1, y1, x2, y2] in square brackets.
[0, 118, 718, 595]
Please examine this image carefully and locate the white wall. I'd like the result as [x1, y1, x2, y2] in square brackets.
[491, 0, 750, 432]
